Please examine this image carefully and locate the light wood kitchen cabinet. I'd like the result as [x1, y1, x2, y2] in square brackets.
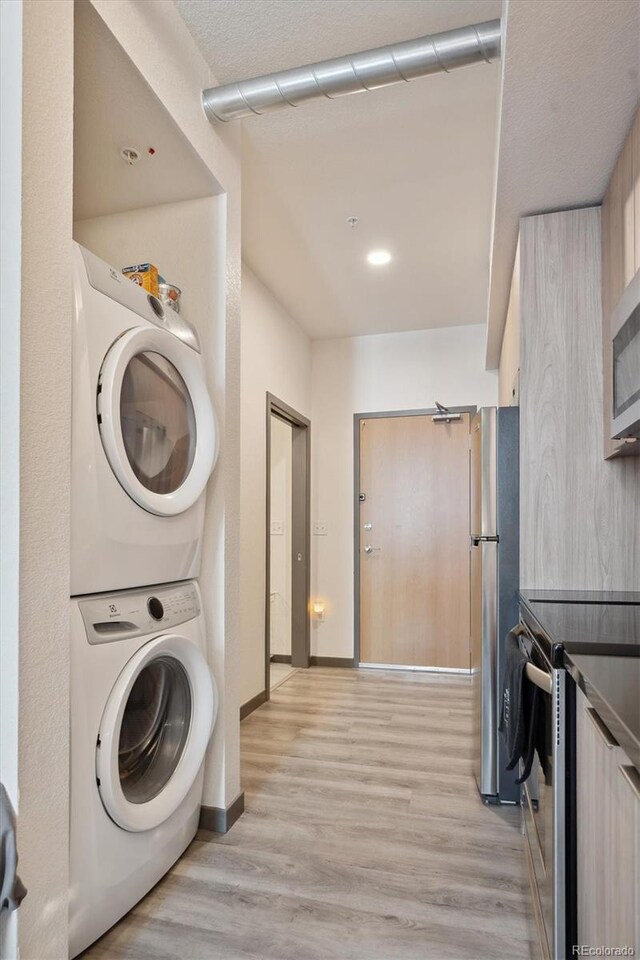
[601, 107, 640, 459]
[576, 687, 640, 954]
[519, 207, 640, 591]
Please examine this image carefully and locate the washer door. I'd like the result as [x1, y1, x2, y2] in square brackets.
[96, 634, 217, 832]
[98, 326, 217, 516]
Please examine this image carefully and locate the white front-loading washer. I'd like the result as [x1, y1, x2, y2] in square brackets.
[71, 242, 218, 596]
[69, 580, 216, 958]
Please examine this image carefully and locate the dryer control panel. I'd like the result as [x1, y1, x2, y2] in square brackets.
[78, 243, 201, 352]
[79, 581, 201, 645]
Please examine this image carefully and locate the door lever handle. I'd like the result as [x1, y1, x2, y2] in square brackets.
[363, 544, 380, 554]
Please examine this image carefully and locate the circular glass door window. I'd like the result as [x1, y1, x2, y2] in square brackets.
[118, 656, 192, 804]
[120, 351, 197, 495]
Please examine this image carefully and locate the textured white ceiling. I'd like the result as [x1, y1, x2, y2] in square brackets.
[175, 0, 502, 338]
[485, 0, 640, 367]
[175, 0, 501, 80]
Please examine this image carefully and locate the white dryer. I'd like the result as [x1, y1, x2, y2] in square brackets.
[71, 242, 217, 596]
[69, 580, 216, 958]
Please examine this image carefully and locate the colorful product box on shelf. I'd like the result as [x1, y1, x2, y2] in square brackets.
[122, 262, 159, 296]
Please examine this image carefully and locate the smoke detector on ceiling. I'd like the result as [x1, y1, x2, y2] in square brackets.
[346, 216, 359, 228]
[119, 147, 141, 166]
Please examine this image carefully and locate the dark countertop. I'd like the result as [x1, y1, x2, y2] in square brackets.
[518, 592, 640, 769]
[520, 588, 640, 606]
[519, 594, 640, 657]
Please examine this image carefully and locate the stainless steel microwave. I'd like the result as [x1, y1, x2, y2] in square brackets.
[611, 266, 640, 440]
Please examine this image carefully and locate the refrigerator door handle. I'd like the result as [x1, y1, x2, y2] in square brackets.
[479, 537, 498, 797]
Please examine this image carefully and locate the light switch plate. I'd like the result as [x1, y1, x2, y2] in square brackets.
[313, 521, 328, 536]
[271, 521, 284, 535]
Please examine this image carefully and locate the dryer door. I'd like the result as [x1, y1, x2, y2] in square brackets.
[98, 326, 217, 516]
[96, 634, 217, 832]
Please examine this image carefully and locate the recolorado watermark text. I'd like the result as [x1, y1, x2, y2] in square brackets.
[573, 948, 635, 957]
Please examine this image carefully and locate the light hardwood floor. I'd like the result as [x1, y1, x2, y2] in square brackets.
[270, 661, 298, 691]
[84, 668, 536, 960]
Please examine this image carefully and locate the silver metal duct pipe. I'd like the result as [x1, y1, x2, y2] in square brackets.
[202, 19, 501, 123]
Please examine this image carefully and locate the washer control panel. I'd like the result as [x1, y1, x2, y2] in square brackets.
[147, 596, 164, 621]
[79, 581, 201, 645]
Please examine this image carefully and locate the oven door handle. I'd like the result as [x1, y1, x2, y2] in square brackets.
[525, 661, 553, 694]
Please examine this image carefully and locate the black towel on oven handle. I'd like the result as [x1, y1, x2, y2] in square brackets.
[499, 629, 528, 768]
[515, 685, 542, 784]
[499, 629, 540, 784]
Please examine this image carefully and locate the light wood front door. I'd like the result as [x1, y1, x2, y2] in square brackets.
[358, 413, 471, 669]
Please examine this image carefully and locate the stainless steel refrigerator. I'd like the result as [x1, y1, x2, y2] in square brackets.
[470, 406, 519, 804]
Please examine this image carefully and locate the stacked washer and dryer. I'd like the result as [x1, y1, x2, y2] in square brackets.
[69, 243, 219, 957]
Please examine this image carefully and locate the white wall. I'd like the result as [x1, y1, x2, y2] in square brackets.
[311, 325, 498, 659]
[269, 417, 293, 657]
[0, 2, 22, 957]
[240, 267, 312, 705]
[499, 241, 520, 406]
[17, 2, 74, 957]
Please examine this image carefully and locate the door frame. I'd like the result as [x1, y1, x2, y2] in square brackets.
[265, 393, 311, 698]
[353, 406, 477, 667]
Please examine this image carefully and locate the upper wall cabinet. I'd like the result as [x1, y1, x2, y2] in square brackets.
[519, 206, 640, 591]
[601, 108, 640, 459]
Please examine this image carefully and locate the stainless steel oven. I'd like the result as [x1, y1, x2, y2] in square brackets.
[611, 266, 640, 441]
[517, 619, 567, 960]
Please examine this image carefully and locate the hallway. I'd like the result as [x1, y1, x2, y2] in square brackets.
[85, 668, 536, 960]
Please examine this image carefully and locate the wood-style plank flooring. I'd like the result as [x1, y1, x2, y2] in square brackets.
[270, 661, 298, 691]
[85, 667, 536, 960]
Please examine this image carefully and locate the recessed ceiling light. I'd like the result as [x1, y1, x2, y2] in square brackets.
[367, 249, 391, 266]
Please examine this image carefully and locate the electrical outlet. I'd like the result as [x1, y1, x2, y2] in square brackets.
[313, 521, 328, 536]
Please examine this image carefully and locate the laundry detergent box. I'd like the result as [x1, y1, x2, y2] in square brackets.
[122, 262, 159, 296]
